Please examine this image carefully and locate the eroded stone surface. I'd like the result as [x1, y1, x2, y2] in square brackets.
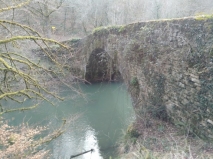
[66, 16, 213, 141]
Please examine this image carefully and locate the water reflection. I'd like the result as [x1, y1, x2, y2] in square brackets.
[83, 129, 102, 159]
[3, 82, 135, 159]
[51, 83, 135, 159]
[52, 126, 102, 159]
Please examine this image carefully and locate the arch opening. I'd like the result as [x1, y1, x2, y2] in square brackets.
[85, 48, 122, 83]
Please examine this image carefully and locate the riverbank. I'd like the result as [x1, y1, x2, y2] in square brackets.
[118, 118, 213, 159]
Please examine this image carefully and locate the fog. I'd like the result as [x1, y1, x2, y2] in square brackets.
[1, 0, 212, 38]
[58, 0, 213, 37]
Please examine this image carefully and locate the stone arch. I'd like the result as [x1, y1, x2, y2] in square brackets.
[85, 48, 121, 83]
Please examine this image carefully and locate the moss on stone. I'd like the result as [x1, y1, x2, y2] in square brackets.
[92, 26, 108, 35]
[130, 77, 139, 87]
[59, 14, 213, 143]
[118, 25, 126, 33]
[195, 14, 213, 21]
[107, 25, 123, 31]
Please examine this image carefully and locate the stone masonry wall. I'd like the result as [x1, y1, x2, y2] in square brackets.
[70, 16, 213, 141]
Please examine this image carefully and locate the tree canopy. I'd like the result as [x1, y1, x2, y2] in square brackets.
[0, 1, 69, 158]
[0, 0, 69, 115]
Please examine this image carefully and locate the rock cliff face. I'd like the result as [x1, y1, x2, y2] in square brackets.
[69, 16, 213, 141]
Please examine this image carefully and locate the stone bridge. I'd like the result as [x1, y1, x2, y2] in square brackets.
[64, 15, 213, 141]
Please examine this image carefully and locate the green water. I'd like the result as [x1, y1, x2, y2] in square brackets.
[3, 82, 135, 159]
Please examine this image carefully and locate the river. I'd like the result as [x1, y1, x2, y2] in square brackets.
[3, 82, 135, 159]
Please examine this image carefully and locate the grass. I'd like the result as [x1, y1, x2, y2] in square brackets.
[118, 117, 213, 159]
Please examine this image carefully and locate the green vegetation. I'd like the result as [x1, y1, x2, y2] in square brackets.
[195, 14, 213, 20]
[118, 25, 126, 33]
[92, 25, 125, 35]
[119, 124, 140, 155]
[106, 25, 125, 32]
[127, 124, 140, 139]
[92, 26, 108, 34]
[130, 77, 139, 87]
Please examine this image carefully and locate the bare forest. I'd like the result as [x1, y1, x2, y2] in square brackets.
[0, 0, 213, 158]
[1, 0, 212, 40]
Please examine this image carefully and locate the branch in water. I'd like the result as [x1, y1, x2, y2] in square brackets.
[70, 149, 94, 158]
